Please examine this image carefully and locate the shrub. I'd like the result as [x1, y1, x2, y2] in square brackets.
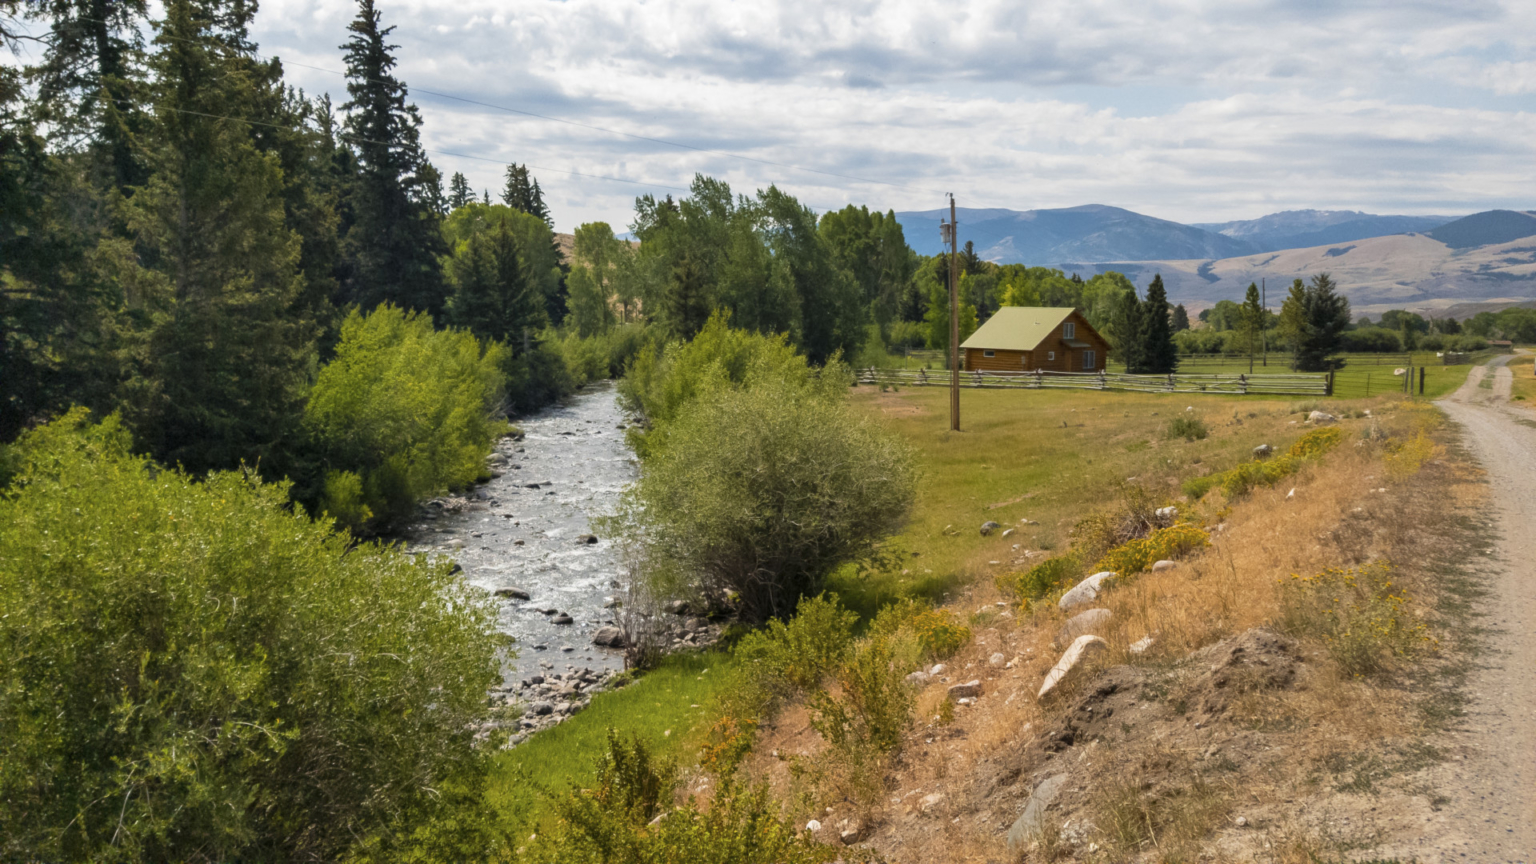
[998, 554, 1082, 602]
[1288, 426, 1344, 458]
[304, 305, 508, 530]
[869, 598, 972, 659]
[1184, 427, 1346, 500]
[504, 335, 576, 415]
[0, 410, 499, 862]
[1279, 562, 1432, 677]
[530, 732, 836, 864]
[1165, 414, 1209, 441]
[733, 594, 858, 693]
[618, 313, 843, 458]
[610, 376, 916, 622]
[801, 633, 921, 807]
[1095, 523, 1211, 575]
[1384, 430, 1441, 478]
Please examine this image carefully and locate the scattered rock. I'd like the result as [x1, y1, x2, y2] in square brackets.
[980, 520, 1001, 536]
[929, 663, 947, 676]
[665, 600, 690, 615]
[1129, 635, 1156, 654]
[1253, 443, 1274, 459]
[905, 671, 931, 685]
[989, 652, 1006, 667]
[1019, 518, 1039, 526]
[513, 539, 525, 546]
[920, 792, 945, 813]
[839, 826, 865, 845]
[591, 626, 626, 648]
[805, 819, 821, 832]
[1038, 635, 1108, 700]
[1151, 559, 1177, 572]
[1155, 505, 1178, 522]
[1001, 527, 1015, 538]
[602, 596, 619, 609]
[1055, 608, 1111, 648]
[1307, 410, 1338, 425]
[577, 533, 599, 544]
[527, 701, 554, 716]
[1058, 571, 1116, 613]
[948, 679, 983, 700]
[1006, 774, 1069, 850]
[494, 587, 531, 600]
[552, 613, 574, 625]
[1286, 487, 1296, 500]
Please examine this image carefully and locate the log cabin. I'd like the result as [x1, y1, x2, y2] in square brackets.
[959, 307, 1110, 373]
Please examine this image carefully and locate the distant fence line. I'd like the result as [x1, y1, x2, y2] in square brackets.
[859, 367, 1331, 396]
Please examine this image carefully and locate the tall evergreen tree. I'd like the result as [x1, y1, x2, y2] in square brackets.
[115, 0, 317, 475]
[445, 219, 545, 345]
[1140, 274, 1177, 374]
[1172, 303, 1191, 332]
[27, 0, 151, 189]
[1238, 282, 1265, 373]
[1113, 286, 1147, 373]
[339, 0, 447, 315]
[447, 170, 472, 209]
[1279, 273, 1350, 371]
[501, 163, 551, 226]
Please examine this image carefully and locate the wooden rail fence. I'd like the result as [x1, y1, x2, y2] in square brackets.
[859, 367, 1332, 396]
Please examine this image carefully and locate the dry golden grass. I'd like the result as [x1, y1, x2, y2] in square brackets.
[743, 394, 1485, 862]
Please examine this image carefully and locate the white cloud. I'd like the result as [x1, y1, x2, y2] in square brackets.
[247, 0, 1536, 231]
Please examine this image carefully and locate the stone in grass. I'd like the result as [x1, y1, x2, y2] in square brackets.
[1006, 774, 1069, 850]
[1152, 559, 1178, 572]
[1055, 608, 1111, 649]
[1038, 635, 1107, 700]
[989, 652, 1007, 667]
[1253, 444, 1274, 459]
[1129, 635, 1156, 654]
[947, 679, 983, 699]
[920, 792, 945, 813]
[905, 671, 932, 685]
[1058, 571, 1116, 613]
[1307, 410, 1338, 425]
[980, 520, 1001, 536]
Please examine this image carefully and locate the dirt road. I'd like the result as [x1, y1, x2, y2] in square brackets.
[1385, 353, 1536, 863]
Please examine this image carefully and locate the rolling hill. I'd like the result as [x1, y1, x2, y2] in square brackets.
[895, 204, 1254, 263]
[1192, 210, 1453, 253]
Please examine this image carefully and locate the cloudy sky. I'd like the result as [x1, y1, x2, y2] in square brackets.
[244, 0, 1535, 233]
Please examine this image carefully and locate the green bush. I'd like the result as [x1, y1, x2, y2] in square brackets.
[504, 336, 576, 414]
[1165, 414, 1209, 441]
[1183, 427, 1346, 500]
[303, 304, 508, 530]
[554, 322, 657, 386]
[733, 594, 859, 693]
[869, 598, 972, 659]
[801, 633, 921, 807]
[0, 410, 499, 862]
[998, 554, 1082, 603]
[1279, 562, 1432, 677]
[618, 312, 844, 458]
[610, 375, 916, 622]
[528, 732, 837, 864]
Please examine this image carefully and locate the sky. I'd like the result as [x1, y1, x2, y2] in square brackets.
[231, 1, 1536, 231]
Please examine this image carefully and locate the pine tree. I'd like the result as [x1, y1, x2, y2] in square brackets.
[1239, 282, 1265, 373]
[1141, 274, 1178, 374]
[116, 0, 317, 475]
[448, 171, 472, 209]
[1280, 273, 1350, 371]
[500, 163, 551, 227]
[446, 218, 546, 346]
[1114, 286, 1147, 373]
[28, 0, 151, 189]
[1172, 304, 1191, 332]
[338, 0, 447, 316]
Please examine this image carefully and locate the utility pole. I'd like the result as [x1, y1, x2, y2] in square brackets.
[941, 196, 960, 431]
[1261, 277, 1267, 368]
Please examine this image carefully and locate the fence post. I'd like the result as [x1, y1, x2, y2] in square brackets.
[1326, 371, 1334, 396]
[1419, 366, 1425, 395]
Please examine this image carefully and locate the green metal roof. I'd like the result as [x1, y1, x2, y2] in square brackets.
[960, 307, 1077, 352]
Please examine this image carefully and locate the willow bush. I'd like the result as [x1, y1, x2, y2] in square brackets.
[610, 375, 916, 623]
[303, 304, 508, 530]
[0, 411, 499, 862]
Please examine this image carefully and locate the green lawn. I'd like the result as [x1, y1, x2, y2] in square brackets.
[484, 650, 738, 837]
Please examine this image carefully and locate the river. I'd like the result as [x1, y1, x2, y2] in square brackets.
[399, 383, 638, 682]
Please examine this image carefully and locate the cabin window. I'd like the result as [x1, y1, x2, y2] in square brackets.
[983, 350, 995, 358]
[1047, 351, 1055, 361]
[1064, 321, 1076, 339]
[1083, 350, 1096, 369]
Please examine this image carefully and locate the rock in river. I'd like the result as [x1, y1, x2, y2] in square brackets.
[494, 587, 531, 600]
[552, 613, 574, 625]
[591, 626, 626, 648]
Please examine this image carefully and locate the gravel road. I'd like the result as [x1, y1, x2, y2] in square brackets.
[1386, 353, 1536, 863]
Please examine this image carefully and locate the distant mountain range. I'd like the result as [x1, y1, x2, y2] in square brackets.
[1192, 210, 1453, 254]
[890, 205, 1536, 313]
